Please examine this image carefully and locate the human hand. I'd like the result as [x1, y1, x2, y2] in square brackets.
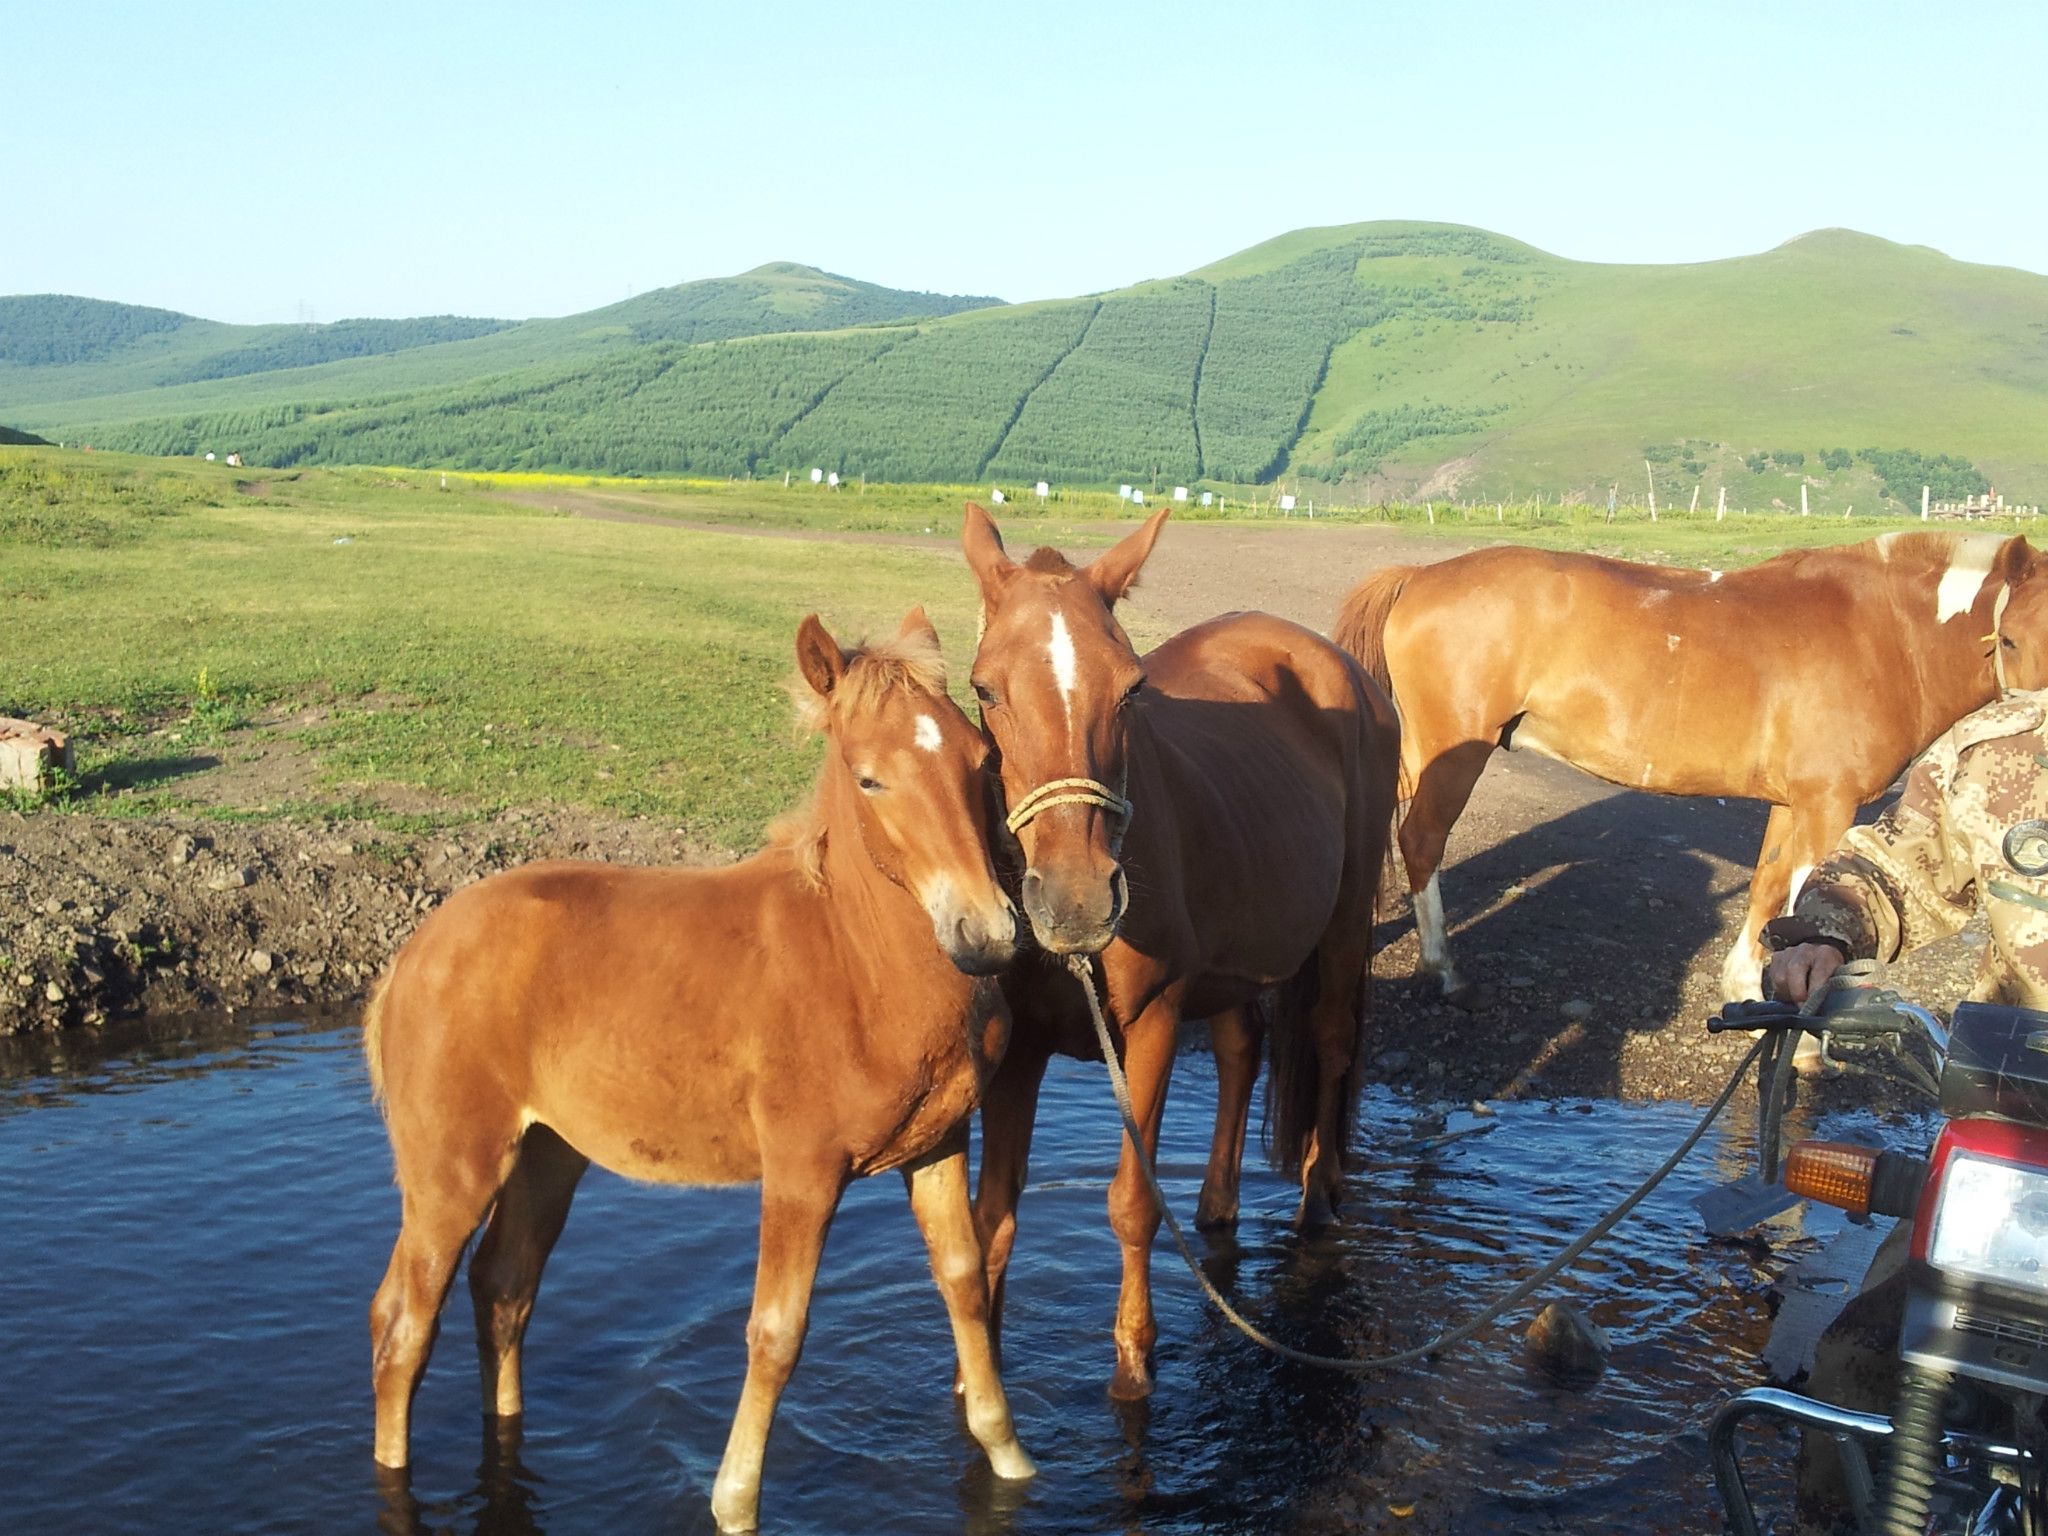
[1767, 942, 1845, 1005]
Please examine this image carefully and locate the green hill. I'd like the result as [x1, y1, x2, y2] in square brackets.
[0, 266, 999, 423]
[11, 224, 2047, 506]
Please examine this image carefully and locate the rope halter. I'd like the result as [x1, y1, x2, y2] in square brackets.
[1003, 775, 1132, 844]
[1984, 581, 2015, 695]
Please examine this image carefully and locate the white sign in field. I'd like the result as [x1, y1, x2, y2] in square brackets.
[991, 487, 1005, 504]
[827, 471, 840, 487]
[1200, 491, 1213, 508]
[1118, 484, 1133, 501]
[1132, 490, 1145, 505]
[1279, 493, 1297, 512]
[810, 468, 824, 484]
[1035, 481, 1050, 499]
[1173, 486, 1188, 502]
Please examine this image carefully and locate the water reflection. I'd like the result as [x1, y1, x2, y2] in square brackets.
[0, 1012, 1929, 1535]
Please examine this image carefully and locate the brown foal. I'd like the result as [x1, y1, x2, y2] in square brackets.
[365, 610, 1035, 1533]
[960, 503, 1401, 1399]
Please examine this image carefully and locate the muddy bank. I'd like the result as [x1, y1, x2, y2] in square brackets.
[0, 806, 709, 1032]
[0, 787, 1980, 1106]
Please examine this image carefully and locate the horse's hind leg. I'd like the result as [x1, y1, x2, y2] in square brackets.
[469, 1123, 589, 1422]
[710, 1165, 846, 1535]
[902, 1129, 1035, 1483]
[971, 1033, 1051, 1374]
[1195, 1006, 1259, 1230]
[1400, 739, 1495, 999]
[371, 1135, 515, 1468]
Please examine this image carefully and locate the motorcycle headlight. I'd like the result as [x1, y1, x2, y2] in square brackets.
[1918, 1120, 2048, 1295]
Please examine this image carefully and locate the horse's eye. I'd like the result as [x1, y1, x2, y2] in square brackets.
[857, 775, 885, 794]
[2004, 636, 2019, 650]
[1120, 679, 1147, 708]
[972, 682, 1000, 708]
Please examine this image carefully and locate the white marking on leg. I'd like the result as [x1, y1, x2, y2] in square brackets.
[1047, 611, 1077, 738]
[1787, 862, 1813, 909]
[1414, 873, 1463, 992]
[1936, 535, 2002, 622]
[1720, 934, 1765, 1002]
[914, 713, 942, 753]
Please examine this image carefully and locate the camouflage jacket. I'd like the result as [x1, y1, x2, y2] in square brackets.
[1794, 690, 2048, 1008]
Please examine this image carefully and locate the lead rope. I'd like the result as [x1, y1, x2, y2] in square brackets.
[1065, 951, 1769, 1372]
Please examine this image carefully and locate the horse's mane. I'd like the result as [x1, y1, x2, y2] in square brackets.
[771, 626, 949, 888]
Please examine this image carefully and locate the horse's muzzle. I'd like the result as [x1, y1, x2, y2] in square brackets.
[1020, 863, 1127, 955]
[939, 904, 1020, 976]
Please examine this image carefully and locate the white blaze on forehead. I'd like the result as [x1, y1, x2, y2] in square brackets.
[1047, 610, 1078, 738]
[1936, 535, 2003, 623]
[1047, 612, 1077, 700]
[914, 713, 943, 753]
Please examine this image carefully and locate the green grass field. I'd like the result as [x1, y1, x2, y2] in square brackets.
[2, 447, 2029, 843]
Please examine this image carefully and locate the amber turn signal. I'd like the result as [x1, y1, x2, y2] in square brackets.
[1785, 1140, 1879, 1217]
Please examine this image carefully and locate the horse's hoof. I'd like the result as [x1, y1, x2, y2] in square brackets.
[1295, 1188, 1338, 1231]
[1193, 1199, 1238, 1232]
[1107, 1359, 1156, 1401]
[1444, 980, 1490, 1011]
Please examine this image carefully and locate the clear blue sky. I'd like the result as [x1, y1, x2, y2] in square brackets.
[8, 1, 2044, 323]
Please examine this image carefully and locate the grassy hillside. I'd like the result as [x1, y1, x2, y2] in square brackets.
[0, 266, 998, 424]
[15, 224, 2048, 503]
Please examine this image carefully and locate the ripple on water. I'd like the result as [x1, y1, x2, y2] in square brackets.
[0, 1013, 1913, 1534]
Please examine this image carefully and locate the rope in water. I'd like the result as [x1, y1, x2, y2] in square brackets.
[1066, 951, 1770, 1373]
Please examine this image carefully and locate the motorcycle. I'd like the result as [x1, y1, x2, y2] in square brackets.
[1706, 977, 2048, 1534]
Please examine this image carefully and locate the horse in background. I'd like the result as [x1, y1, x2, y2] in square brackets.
[364, 609, 1035, 1535]
[962, 502, 1401, 1399]
[1334, 531, 2048, 1001]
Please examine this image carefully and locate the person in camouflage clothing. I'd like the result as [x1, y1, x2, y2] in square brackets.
[1762, 689, 2048, 1533]
[1766, 688, 2048, 1008]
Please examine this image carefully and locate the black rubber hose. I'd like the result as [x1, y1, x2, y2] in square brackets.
[1877, 1360, 1950, 1536]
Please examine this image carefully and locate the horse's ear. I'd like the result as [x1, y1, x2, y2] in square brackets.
[2003, 535, 2038, 584]
[962, 502, 1015, 601]
[896, 605, 940, 647]
[1086, 505, 1171, 605]
[795, 613, 847, 699]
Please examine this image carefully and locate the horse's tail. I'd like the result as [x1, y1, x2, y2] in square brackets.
[1259, 957, 1329, 1179]
[361, 966, 394, 1111]
[1331, 563, 1416, 699]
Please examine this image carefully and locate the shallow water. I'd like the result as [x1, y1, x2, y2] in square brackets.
[0, 1013, 1900, 1535]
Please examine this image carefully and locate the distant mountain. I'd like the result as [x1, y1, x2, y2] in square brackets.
[11, 225, 2047, 504]
[0, 422, 49, 445]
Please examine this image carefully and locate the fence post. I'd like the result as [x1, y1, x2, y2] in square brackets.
[1922, 485, 1930, 520]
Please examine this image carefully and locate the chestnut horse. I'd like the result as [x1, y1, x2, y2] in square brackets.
[364, 611, 1035, 1534]
[1334, 531, 2048, 1002]
[961, 503, 1401, 1399]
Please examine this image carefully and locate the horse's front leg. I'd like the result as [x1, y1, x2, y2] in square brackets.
[903, 1129, 1036, 1482]
[1722, 796, 1857, 1003]
[1106, 995, 1182, 1401]
[710, 1164, 847, 1534]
